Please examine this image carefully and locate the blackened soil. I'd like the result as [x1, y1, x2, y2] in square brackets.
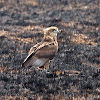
[0, 0, 100, 100]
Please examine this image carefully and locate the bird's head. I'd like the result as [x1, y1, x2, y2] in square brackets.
[44, 26, 59, 37]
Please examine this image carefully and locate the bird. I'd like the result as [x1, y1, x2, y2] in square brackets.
[22, 26, 59, 71]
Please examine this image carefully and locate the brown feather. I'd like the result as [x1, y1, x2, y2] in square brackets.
[35, 43, 58, 60]
[22, 26, 59, 69]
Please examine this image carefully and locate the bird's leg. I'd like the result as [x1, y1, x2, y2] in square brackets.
[37, 61, 50, 71]
[38, 66, 44, 69]
[43, 61, 50, 70]
[37, 66, 44, 71]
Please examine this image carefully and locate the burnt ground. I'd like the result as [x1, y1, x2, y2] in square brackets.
[0, 0, 100, 100]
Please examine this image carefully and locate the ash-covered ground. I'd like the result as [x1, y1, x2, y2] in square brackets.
[0, 0, 100, 100]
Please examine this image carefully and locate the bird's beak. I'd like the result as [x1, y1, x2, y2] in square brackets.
[58, 29, 61, 33]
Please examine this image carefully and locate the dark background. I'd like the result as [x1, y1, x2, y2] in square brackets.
[0, 0, 100, 99]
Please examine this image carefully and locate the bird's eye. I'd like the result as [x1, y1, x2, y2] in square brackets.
[52, 29, 57, 32]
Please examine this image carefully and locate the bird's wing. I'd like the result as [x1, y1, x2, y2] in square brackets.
[35, 42, 58, 60]
[28, 43, 41, 55]
[22, 42, 58, 67]
[22, 42, 42, 67]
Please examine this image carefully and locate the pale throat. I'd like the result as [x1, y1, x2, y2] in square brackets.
[44, 35, 57, 41]
[43, 35, 58, 49]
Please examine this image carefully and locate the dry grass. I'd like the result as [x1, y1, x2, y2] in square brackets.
[25, 0, 38, 6]
[0, 0, 99, 99]
[71, 33, 97, 45]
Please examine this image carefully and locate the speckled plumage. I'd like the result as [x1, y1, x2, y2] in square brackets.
[22, 26, 59, 70]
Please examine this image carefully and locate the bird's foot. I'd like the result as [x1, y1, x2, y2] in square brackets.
[37, 66, 44, 71]
[37, 66, 50, 74]
[37, 66, 48, 71]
